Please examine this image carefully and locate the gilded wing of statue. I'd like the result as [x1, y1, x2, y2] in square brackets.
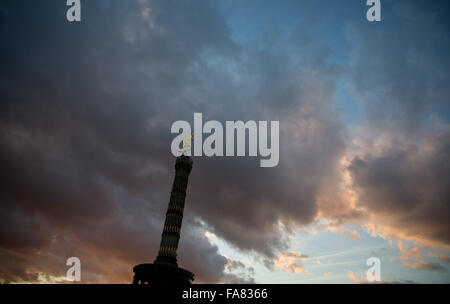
[179, 131, 194, 154]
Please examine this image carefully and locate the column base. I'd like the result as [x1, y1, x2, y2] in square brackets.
[132, 263, 194, 285]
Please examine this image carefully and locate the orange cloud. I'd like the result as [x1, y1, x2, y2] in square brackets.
[402, 261, 446, 273]
[274, 251, 308, 274]
[348, 271, 357, 282]
[398, 241, 424, 262]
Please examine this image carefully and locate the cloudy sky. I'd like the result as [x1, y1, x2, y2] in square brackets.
[0, 0, 449, 283]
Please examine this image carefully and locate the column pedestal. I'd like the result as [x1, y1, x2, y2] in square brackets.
[132, 263, 194, 285]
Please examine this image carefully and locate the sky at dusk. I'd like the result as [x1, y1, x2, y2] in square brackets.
[0, 0, 449, 283]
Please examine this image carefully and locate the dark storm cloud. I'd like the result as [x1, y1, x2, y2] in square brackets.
[0, 0, 345, 282]
[0, 0, 236, 282]
[349, 130, 450, 247]
[345, 0, 450, 248]
[185, 25, 345, 256]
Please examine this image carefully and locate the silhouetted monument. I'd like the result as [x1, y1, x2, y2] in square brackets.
[133, 156, 195, 285]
